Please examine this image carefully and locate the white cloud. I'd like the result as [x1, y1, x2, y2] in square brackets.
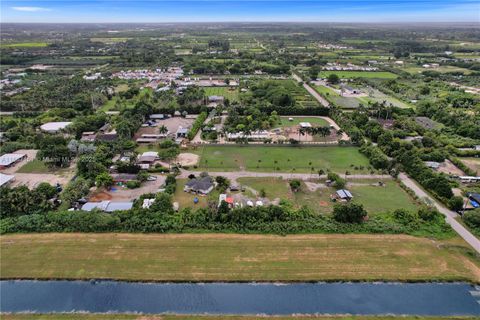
[11, 6, 51, 12]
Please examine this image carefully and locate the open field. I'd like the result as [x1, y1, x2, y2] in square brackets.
[1, 233, 479, 282]
[350, 180, 419, 213]
[194, 146, 371, 173]
[318, 71, 398, 79]
[204, 86, 240, 102]
[3, 316, 480, 320]
[2, 42, 49, 48]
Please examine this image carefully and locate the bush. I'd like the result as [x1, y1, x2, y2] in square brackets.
[332, 202, 367, 223]
[448, 196, 464, 212]
[463, 209, 480, 229]
[417, 206, 441, 221]
[126, 180, 141, 189]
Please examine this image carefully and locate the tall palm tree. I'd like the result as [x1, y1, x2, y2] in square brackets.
[159, 125, 168, 135]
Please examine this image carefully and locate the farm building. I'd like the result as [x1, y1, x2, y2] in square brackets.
[341, 84, 361, 95]
[425, 161, 441, 170]
[40, 122, 72, 133]
[0, 153, 26, 169]
[0, 173, 15, 187]
[96, 132, 118, 142]
[176, 127, 189, 139]
[138, 151, 158, 164]
[80, 131, 96, 142]
[184, 176, 214, 195]
[150, 114, 166, 120]
[81, 201, 133, 212]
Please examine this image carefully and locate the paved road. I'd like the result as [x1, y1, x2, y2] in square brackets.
[292, 73, 330, 108]
[399, 173, 480, 254]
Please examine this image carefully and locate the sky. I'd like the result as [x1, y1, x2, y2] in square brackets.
[1, 0, 479, 23]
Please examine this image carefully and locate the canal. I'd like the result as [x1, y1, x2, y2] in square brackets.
[1, 281, 480, 316]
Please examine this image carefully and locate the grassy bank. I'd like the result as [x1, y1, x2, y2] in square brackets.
[1, 233, 479, 282]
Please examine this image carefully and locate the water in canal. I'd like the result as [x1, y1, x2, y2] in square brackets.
[1, 281, 480, 316]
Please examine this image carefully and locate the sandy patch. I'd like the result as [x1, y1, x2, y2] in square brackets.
[177, 153, 199, 166]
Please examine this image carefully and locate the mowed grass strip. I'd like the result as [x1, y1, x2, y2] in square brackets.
[195, 146, 371, 173]
[319, 71, 398, 79]
[1, 234, 479, 282]
[3, 315, 479, 320]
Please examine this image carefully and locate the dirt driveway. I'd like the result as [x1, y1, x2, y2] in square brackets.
[89, 175, 167, 201]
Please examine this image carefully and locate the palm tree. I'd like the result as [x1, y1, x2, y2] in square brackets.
[159, 125, 168, 135]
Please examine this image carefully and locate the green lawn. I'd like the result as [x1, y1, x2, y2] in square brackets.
[314, 85, 362, 109]
[278, 116, 329, 128]
[15, 159, 71, 174]
[2, 42, 49, 48]
[237, 178, 417, 215]
[204, 86, 240, 102]
[194, 146, 371, 173]
[319, 71, 398, 79]
[2, 233, 478, 282]
[350, 181, 419, 213]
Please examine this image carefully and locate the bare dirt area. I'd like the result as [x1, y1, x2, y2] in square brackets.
[461, 157, 480, 174]
[135, 117, 195, 140]
[10, 172, 73, 188]
[438, 159, 465, 176]
[176, 153, 199, 166]
[89, 175, 167, 201]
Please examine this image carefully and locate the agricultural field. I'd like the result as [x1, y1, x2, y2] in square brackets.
[274, 79, 320, 108]
[2, 233, 478, 282]
[1, 42, 49, 48]
[318, 71, 398, 79]
[403, 66, 473, 75]
[194, 146, 371, 173]
[204, 86, 240, 102]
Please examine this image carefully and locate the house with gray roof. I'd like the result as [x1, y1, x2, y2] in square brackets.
[184, 176, 214, 195]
